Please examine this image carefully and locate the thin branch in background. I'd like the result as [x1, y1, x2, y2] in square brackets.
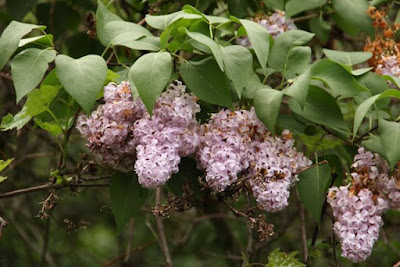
[295, 160, 328, 175]
[155, 187, 173, 267]
[0, 216, 8, 239]
[124, 218, 135, 263]
[103, 240, 156, 267]
[295, 190, 309, 264]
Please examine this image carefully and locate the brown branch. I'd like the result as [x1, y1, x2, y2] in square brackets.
[0, 183, 109, 199]
[0, 72, 12, 81]
[222, 199, 256, 224]
[103, 240, 156, 267]
[155, 187, 172, 267]
[295, 160, 328, 175]
[295, 190, 309, 264]
[354, 126, 378, 143]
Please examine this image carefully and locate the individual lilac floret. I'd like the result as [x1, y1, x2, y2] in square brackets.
[76, 82, 146, 170]
[196, 108, 268, 192]
[248, 130, 312, 212]
[328, 186, 388, 262]
[376, 55, 400, 77]
[237, 10, 297, 46]
[133, 81, 200, 189]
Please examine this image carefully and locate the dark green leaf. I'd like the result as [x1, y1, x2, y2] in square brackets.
[11, 48, 56, 102]
[284, 46, 311, 77]
[227, 0, 248, 18]
[362, 134, 385, 157]
[96, 0, 122, 46]
[110, 172, 147, 233]
[311, 60, 367, 97]
[284, 69, 311, 108]
[55, 54, 108, 114]
[180, 57, 233, 108]
[379, 118, 400, 168]
[254, 88, 283, 134]
[6, 0, 38, 20]
[298, 163, 331, 223]
[323, 49, 372, 67]
[220, 45, 253, 98]
[268, 30, 314, 71]
[285, 0, 327, 17]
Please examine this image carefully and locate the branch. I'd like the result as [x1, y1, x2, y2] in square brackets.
[0, 183, 109, 199]
[295, 160, 328, 175]
[155, 187, 172, 267]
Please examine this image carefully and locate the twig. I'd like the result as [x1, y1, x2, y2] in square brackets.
[222, 199, 256, 224]
[155, 187, 172, 267]
[295, 160, 328, 175]
[354, 126, 378, 143]
[295, 190, 309, 264]
[124, 218, 135, 263]
[103, 240, 156, 267]
[0, 72, 12, 81]
[0, 183, 109, 199]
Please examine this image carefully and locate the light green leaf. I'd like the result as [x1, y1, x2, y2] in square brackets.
[323, 49, 372, 67]
[254, 88, 283, 134]
[242, 81, 269, 100]
[104, 20, 152, 47]
[284, 46, 311, 77]
[18, 35, 52, 47]
[309, 15, 331, 43]
[55, 54, 107, 114]
[237, 18, 271, 68]
[180, 57, 232, 108]
[11, 48, 56, 102]
[298, 163, 331, 223]
[284, 69, 311, 108]
[0, 21, 46, 70]
[111, 35, 160, 51]
[186, 30, 224, 71]
[379, 118, 400, 168]
[146, 11, 201, 30]
[220, 45, 253, 98]
[0, 158, 14, 172]
[0, 177, 7, 183]
[129, 52, 172, 114]
[352, 67, 373, 76]
[34, 117, 63, 136]
[285, 0, 327, 17]
[352, 94, 380, 140]
[266, 248, 306, 267]
[206, 15, 230, 24]
[332, 0, 373, 36]
[362, 134, 385, 156]
[110, 172, 147, 233]
[268, 30, 314, 71]
[311, 60, 367, 97]
[0, 85, 60, 131]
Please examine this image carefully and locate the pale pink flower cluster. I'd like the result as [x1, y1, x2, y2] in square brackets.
[196, 109, 311, 212]
[237, 10, 297, 47]
[376, 55, 400, 77]
[133, 81, 200, 188]
[76, 82, 146, 170]
[328, 147, 400, 262]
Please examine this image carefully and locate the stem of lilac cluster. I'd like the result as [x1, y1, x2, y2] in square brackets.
[155, 187, 172, 267]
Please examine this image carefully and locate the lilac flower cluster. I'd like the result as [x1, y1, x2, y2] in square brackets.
[196, 108, 311, 212]
[133, 81, 200, 188]
[327, 186, 388, 262]
[376, 55, 400, 77]
[76, 82, 146, 170]
[248, 130, 312, 212]
[237, 10, 296, 47]
[328, 148, 400, 262]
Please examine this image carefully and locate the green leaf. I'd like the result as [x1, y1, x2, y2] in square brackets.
[253, 88, 283, 134]
[352, 67, 373, 76]
[371, 0, 390, 5]
[242, 81, 268, 100]
[285, 0, 327, 17]
[227, 0, 248, 18]
[268, 30, 314, 71]
[379, 118, 400, 168]
[0, 158, 14, 172]
[284, 69, 311, 108]
[6, 0, 38, 20]
[289, 86, 348, 131]
[284, 46, 311, 77]
[323, 49, 372, 68]
[104, 20, 152, 47]
[0, 177, 7, 183]
[332, 0, 373, 36]
[236, 18, 271, 68]
[353, 94, 380, 140]
[18, 35, 52, 47]
[362, 134, 385, 157]
[34, 117, 63, 136]
[298, 163, 331, 223]
[0, 21, 46, 70]
[146, 11, 201, 30]
[55, 54, 107, 114]
[111, 35, 160, 51]
[110, 172, 147, 233]
[309, 15, 331, 43]
[186, 30, 224, 71]
[11, 48, 56, 102]
[262, 0, 285, 10]
[311, 60, 367, 97]
[129, 52, 172, 114]
[266, 248, 306, 267]
[0, 85, 60, 131]
[180, 57, 232, 108]
[96, 0, 122, 46]
[220, 45, 253, 98]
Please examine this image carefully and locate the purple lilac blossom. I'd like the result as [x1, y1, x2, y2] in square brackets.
[237, 10, 297, 47]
